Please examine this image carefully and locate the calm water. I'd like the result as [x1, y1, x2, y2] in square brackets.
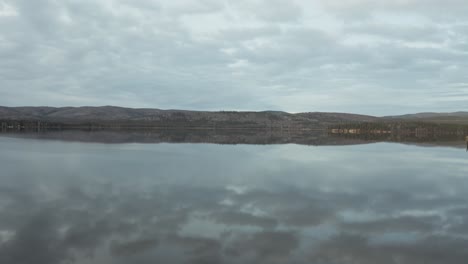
[1, 136, 468, 264]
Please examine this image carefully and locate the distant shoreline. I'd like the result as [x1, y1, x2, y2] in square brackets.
[2, 105, 468, 148]
[1, 106, 468, 129]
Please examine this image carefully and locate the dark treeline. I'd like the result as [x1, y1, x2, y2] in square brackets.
[1, 120, 64, 131]
[0, 119, 324, 132]
[328, 121, 468, 142]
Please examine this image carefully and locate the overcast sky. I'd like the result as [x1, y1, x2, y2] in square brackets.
[0, 0, 467, 115]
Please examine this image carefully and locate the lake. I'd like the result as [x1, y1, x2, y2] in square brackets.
[0, 133, 468, 264]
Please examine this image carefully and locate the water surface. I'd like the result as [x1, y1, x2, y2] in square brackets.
[0, 136, 468, 264]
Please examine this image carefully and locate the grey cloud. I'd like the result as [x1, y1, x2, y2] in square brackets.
[110, 238, 159, 257]
[165, 234, 222, 264]
[1, 0, 468, 117]
[341, 215, 441, 234]
[310, 233, 468, 264]
[232, 0, 303, 22]
[210, 211, 278, 229]
[321, 0, 468, 20]
[166, 0, 223, 15]
[344, 23, 447, 42]
[224, 231, 299, 263]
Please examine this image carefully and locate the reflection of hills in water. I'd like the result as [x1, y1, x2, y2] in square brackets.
[0, 127, 467, 149]
[329, 122, 468, 149]
[328, 133, 467, 149]
[0, 129, 364, 146]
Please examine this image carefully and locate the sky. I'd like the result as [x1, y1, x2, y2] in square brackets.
[0, 0, 467, 115]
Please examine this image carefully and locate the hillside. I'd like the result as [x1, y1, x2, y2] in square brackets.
[2, 106, 468, 130]
[383, 112, 468, 124]
[0, 106, 377, 129]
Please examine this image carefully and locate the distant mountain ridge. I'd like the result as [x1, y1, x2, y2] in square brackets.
[383, 111, 468, 124]
[1, 106, 468, 128]
[384, 112, 468, 119]
[0, 106, 376, 125]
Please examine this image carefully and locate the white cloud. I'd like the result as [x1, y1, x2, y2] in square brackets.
[0, 0, 467, 115]
[0, 2, 17, 17]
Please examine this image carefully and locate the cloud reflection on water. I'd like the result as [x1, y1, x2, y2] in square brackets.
[0, 139, 468, 263]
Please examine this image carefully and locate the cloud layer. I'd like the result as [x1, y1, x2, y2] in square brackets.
[0, 0, 467, 114]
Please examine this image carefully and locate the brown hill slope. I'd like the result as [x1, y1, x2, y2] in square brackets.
[383, 112, 468, 124]
[0, 106, 377, 128]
